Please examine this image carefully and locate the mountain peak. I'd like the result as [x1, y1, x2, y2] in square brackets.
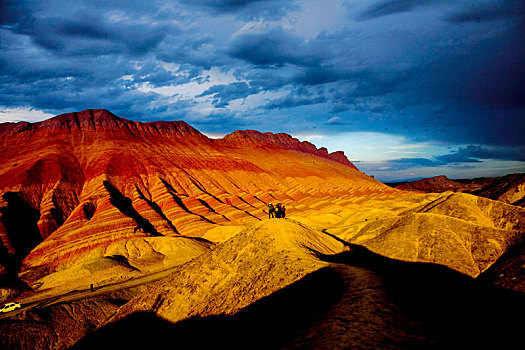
[0, 109, 205, 138]
[45, 109, 124, 129]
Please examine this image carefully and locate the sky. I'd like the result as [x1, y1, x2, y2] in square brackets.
[1, 0, 524, 181]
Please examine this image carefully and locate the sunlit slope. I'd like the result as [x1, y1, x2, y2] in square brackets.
[108, 219, 347, 323]
[331, 192, 525, 277]
[75, 218, 525, 350]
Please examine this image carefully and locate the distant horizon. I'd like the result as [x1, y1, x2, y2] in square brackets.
[1, 0, 524, 181]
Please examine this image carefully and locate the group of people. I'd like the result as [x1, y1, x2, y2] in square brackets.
[268, 202, 286, 219]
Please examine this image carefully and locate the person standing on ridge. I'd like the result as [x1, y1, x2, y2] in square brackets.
[275, 203, 282, 218]
[282, 205, 286, 219]
[268, 203, 275, 219]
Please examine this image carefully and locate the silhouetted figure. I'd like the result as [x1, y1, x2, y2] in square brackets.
[282, 205, 286, 218]
[275, 203, 283, 218]
[268, 203, 275, 219]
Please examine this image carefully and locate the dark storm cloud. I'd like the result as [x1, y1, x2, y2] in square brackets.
[356, 0, 446, 21]
[228, 26, 408, 111]
[11, 15, 167, 56]
[445, 0, 525, 23]
[197, 82, 260, 107]
[376, 144, 525, 172]
[292, 67, 372, 87]
[134, 63, 200, 87]
[180, 0, 262, 10]
[0, 72, 158, 118]
[0, 1, 31, 26]
[428, 2, 525, 112]
[230, 27, 320, 67]
[434, 153, 482, 164]
[156, 35, 233, 70]
[436, 145, 525, 163]
[264, 92, 327, 110]
[180, 0, 296, 19]
[0, 0, 184, 119]
[362, 156, 467, 172]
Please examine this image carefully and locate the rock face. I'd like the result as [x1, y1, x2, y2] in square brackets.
[0, 109, 380, 287]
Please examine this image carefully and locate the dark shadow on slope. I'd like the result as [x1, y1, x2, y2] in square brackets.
[180, 236, 215, 246]
[49, 206, 64, 227]
[105, 255, 140, 272]
[73, 244, 525, 349]
[253, 195, 267, 205]
[188, 178, 227, 205]
[238, 195, 257, 208]
[136, 186, 179, 234]
[163, 185, 191, 212]
[241, 209, 262, 221]
[236, 197, 263, 221]
[159, 178, 188, 197]
[103, 181, 161, 236]
[222, 198, 262, 221]
[317, 244, 525, 349]
[82, 202, 96, 220]
[197, 198, 221, 217]
[513, 196, 525, 206]
[160, 179, 216, 224]
[477, 235, 525, 292]
[73, 267, 346, 350]
[0, 192, 42, 261]
[472, 173, 525, 200]
[0, 192, 42, 286]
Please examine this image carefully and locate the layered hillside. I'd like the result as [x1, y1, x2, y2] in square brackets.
[0, 109, 384, 288]
[338, 193, 525, 277]
[468, 173, 525, 206]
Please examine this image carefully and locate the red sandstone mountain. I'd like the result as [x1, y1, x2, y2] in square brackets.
[0, 109, 382, 283]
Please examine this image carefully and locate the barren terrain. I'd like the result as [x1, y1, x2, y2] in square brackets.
[1, 110, 524, 349]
